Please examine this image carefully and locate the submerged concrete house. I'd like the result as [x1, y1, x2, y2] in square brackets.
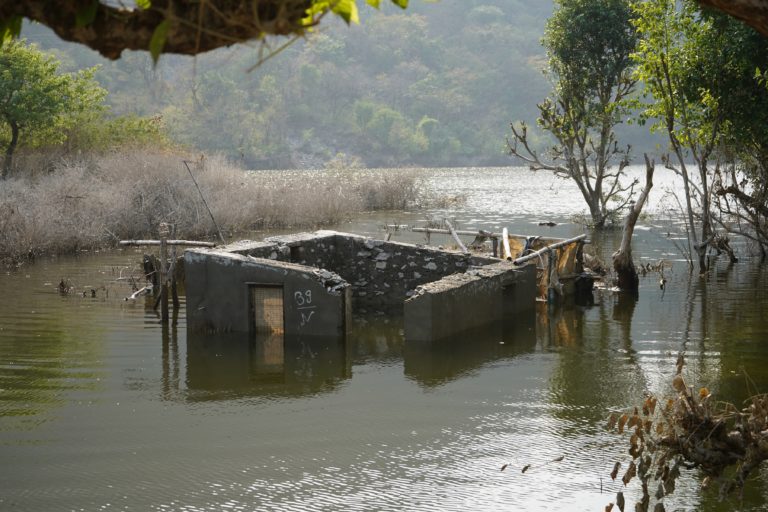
[184, 230, 536, 341]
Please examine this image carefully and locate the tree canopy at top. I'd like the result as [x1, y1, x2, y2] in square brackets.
[0, 0, 408, 60]
[2, 0, 765, 62]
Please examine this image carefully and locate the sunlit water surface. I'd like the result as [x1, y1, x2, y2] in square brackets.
[2, 167, 767, 511]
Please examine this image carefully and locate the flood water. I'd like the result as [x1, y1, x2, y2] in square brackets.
[2, 167, 768, 511]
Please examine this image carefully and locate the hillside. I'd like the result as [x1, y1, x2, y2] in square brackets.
[22, 1, 661, 169]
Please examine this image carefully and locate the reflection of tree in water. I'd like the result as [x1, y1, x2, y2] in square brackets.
[608, 262, 768, 512]
[681, 260, 768, 511]
[0, 303, 104, 434]
[703, 261, 768, 402]
[546, 295, 648, 429]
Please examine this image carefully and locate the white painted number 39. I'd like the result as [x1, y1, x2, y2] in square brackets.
[294, 290, 312, 306]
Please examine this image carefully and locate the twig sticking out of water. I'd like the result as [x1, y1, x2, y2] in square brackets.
[500, 454, 565, 473]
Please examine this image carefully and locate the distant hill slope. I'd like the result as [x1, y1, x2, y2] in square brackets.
[22, 0, 663, 169]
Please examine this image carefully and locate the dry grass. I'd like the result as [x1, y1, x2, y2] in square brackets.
[0, 150, 442, 263]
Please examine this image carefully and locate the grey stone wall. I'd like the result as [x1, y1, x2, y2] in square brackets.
[218, 231, 500, 313]
[332, 234, 481, 308]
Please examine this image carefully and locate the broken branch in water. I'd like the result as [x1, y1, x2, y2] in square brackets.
[125, 285, 153, 301]
[501, 454, 566, 474]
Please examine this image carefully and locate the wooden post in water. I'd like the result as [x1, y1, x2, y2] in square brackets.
[159, 223, 170, 324]
[510, 234, 588, 266]
[120, 237, 214, 326]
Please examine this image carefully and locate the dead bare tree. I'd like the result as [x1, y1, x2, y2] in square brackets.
[613, 155, 655, 292]
[508, 123, 638, 228]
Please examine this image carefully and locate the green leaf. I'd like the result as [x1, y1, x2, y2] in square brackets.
[136, 0, 152, 9]
[333, 0, 360, 24]
[0, 16, 23, 44]
[303, 1, 329, 27]
[149, 20, 169, 64]
[366, 0, 381, 7]
[390, 0, 408, 8]
[76, 0, 99, 28]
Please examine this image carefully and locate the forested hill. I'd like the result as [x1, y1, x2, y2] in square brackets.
[22, 1, 659, 169]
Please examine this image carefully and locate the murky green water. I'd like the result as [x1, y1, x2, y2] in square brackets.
[2, 167, 767, 511]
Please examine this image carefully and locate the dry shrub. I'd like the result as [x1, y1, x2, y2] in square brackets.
[7, 147, 73, 179]
[606, 354, 768, 511]
[0, 151, 439, 263]
[325, 167, 456, 211]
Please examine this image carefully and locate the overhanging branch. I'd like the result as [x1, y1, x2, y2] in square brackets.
[0, 0, 312, 60]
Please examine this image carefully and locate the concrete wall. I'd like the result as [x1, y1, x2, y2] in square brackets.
[185, 249, 350, 336]
[403, 263, 536, 341]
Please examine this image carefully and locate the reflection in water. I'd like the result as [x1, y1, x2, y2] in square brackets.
[537, 302, 586, 348]
[613, 291, 638, 345]
[546, 294, 647, 428]
[161, 315, 180, 401]
[179, 314, 540, 399]
[184, 332, 351, 401]
[0, 268, 109, 435]
[404, 316, 536, 387]
[701, 260, 768, 403]
[347, 316, 405, 364]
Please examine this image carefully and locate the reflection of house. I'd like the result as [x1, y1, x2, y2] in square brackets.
[185, 332, 351, 401]
[185, 231, 537, 342]
[180, 317, 537, 400]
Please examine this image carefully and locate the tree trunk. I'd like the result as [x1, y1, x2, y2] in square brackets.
[613, 155, 655, 292]
[2, 120, 19, 180]
[697, 160, 713, 274]
[588, 199, 606, 229]
[695, 243, 708, 273]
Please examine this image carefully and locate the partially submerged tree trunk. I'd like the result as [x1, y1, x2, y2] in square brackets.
[612, 155, 655, 292]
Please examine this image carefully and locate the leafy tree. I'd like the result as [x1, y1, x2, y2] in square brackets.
[508, 0, 639, 228]
[631, 0, 748, 270]
[2, 0, 764, 63]
[703, 13, 768, 258]
[0, 40, 105, 178]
